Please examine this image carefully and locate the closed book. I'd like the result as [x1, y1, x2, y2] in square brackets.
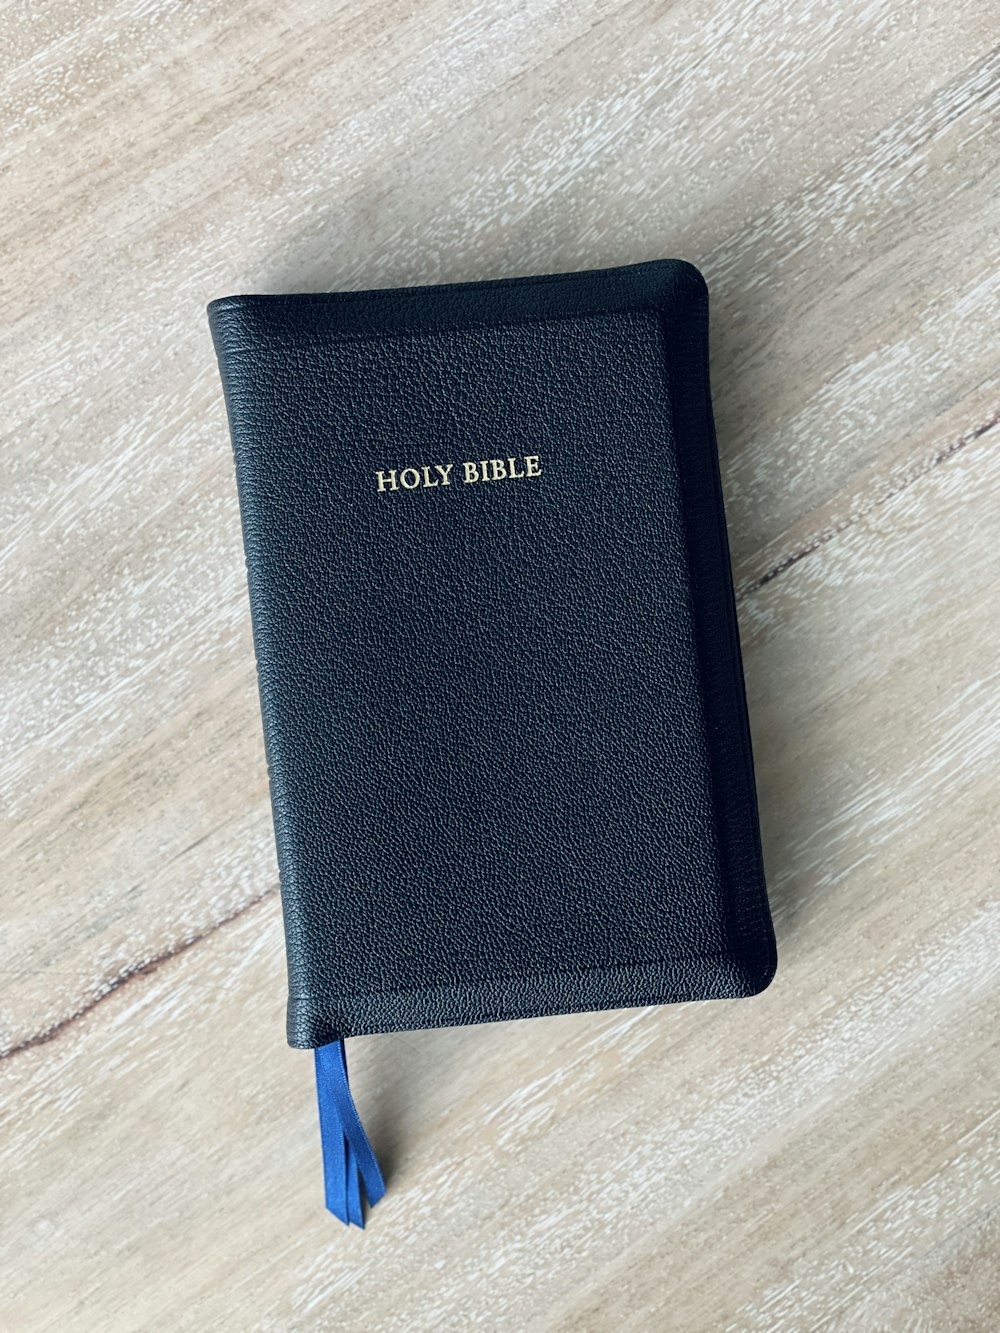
[207, 259, 776, 1224]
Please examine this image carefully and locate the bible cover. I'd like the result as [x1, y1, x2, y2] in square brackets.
[207, 259, 776, 1050]
[208, 265, 778, 1221]
[208, 260, 776, 1223]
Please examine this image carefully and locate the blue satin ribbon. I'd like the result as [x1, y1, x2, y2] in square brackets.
[314, 1038, 385, 1227]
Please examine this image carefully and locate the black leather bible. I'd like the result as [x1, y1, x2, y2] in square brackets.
[207, 259, 776, 1225]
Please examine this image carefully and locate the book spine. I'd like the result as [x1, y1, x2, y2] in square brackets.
[207, 302, 313, 1024]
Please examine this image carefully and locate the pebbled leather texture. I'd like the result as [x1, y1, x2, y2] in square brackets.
[207, 260, 776, 1047]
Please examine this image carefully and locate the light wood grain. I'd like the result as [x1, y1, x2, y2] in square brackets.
[2, 2, 998, 1329]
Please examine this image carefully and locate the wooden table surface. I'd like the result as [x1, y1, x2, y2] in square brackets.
[3, 3, 998, 1329]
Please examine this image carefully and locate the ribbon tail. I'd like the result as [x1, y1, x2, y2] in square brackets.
[314, 1038, 385, 1227]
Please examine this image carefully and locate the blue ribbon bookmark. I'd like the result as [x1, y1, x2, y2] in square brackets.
[314, 1038, 385, 1227]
